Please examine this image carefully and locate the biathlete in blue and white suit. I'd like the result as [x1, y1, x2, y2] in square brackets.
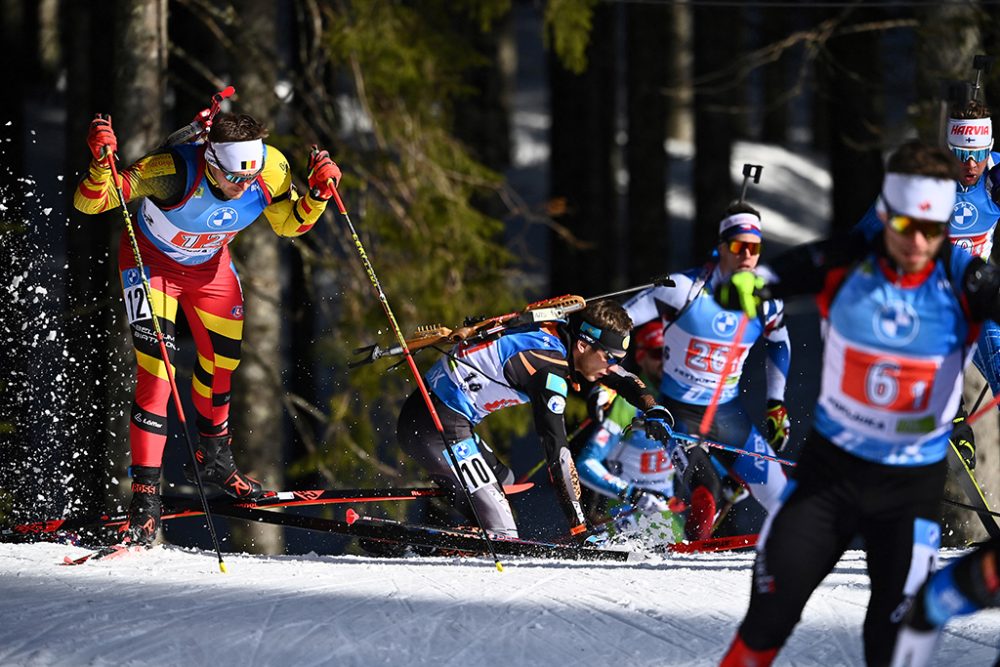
[720, 141, 1000, 667]
[855, 101, 1000, 469]
[622, 202, 791, 540]
[396, 300, 675, 539]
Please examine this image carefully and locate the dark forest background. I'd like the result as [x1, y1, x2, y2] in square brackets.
[2, 0, 999, 553]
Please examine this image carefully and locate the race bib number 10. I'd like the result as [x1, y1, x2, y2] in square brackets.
[841, 347, 938, 412]
[444, 437, 497, 494]
[121, 267, 153, 325]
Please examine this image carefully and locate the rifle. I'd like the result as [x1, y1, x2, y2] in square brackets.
[159, 85, 236, 148]
[350, 277, 675, 368]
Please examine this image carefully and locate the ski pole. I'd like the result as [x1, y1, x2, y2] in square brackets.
[106, 147, 228, 574]
[698, 314, 749, 437]
[672, 431, 797, 468]
[969, 382, 990, 415]
[328, 183, 505, 572]
[942, 496, 1000, 520]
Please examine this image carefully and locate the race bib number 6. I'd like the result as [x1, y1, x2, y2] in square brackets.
[841, 347, 938, 412]
[444, 437, 497, 494]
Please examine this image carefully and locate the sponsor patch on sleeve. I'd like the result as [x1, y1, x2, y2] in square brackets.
[545, 372, 568, 396]
[135, 153, 177, 179]
[547, 395, 567, 414]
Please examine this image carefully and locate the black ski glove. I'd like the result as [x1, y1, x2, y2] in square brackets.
[636, 405, 674, 444]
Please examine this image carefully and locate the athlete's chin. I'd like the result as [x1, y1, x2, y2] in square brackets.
[900, 256, 931, 273]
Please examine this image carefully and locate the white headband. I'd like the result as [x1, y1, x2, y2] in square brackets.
[718, 212, 762, 239]
[876, 172, 955, 223]
[206, 140, 264, 173]
[947, 118, 993, 149]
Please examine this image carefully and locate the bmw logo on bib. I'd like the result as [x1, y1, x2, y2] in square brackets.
[952, 201, 977, 230]
[872, 299, 919, 346]
[124, 268, 141, 286]
[712, 310, 741, 337]
[208, 207, 239, 229]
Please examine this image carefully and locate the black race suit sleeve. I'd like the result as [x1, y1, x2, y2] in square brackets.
[960, 257, 1000, 323]
[503, 349, 588, 533]
[764, 230, 872, 301]
[599, 365, 660, 413]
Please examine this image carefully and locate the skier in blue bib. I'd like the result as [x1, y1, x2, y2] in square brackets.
[622, 202, 791, 540]
[855, 100, 1000, 469]
[719, 141, 1000, 667]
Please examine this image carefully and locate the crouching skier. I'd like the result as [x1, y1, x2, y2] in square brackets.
[395, 300, 675, 539]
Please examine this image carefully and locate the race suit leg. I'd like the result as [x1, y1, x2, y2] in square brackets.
[119, 237, 181, 468]
[857, 456, 946, 666]
[396, 389, 517, 536]
[179, 248, 244, 437]
[727, 434, 856, 663]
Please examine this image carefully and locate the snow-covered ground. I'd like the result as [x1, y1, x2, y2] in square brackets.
[1, 543, 997, 667]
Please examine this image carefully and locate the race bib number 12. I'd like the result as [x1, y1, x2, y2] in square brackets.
[121, 267, 153, 325]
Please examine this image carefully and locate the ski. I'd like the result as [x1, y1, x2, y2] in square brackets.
[61, 544, 147, 566]
[946, 442, 1000, 539]
[206, 504, 630, 562]
[664, 533, 758, 554]
[10, 483, 533, 542]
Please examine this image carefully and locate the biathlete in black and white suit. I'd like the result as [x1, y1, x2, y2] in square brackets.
[396, 301, 675, 539]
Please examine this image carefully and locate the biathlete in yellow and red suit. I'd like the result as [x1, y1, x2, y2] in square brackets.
[73, 111, 341, 546]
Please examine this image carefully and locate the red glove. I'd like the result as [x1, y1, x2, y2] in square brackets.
[87, 114, 117, 165]
[307, 145, 341, 201]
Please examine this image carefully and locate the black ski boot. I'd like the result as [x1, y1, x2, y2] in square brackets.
[184, 434, 265, 500]
[120, 466, 161, 547]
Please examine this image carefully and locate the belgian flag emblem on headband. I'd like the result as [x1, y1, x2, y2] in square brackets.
[240, 160, 258, 170]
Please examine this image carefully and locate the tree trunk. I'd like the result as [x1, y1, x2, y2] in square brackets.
[665, 3, 692, 144]
[820, 7, 884, 233]
[102, 0, 168, 516]
[759, 7, 790, 145]
[692, 2, 738, 258]
[227, 0, 285, 555]
[548, 3, 618, 296]
[625, 1, 670, 284]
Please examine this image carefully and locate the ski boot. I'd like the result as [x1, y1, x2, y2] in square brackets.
[184, 434, 265, 500]
[120, 465, 162, 547]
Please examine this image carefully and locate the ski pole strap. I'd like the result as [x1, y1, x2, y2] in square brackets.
[671, 431, 797, 468]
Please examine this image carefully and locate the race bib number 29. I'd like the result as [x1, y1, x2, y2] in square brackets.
[841, 348, 938, 412]
[121, 267, 152, 325]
